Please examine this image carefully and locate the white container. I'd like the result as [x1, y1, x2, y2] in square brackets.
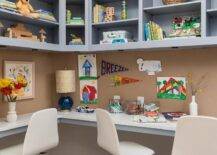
[7, 102, 17, 122]
[189, 96, 198, 116]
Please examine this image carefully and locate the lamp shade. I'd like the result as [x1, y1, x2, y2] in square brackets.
[55, 70, 75, 93]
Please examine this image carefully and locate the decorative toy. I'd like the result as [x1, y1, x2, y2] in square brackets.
[16, 0, 39, 19]
[111, 75, 140, 87]
[66, 10, 72, 24]
[121, 0, 127, 20]
[39, 28, 46, 42]
[104, 7, 115, 22]
[100, 30, 133, 44]
[101, 60, 129, 76]
[169, 16, 201, 38]
[5, 23, 39, 41]
[157, 77, 187, 100]
[69, 34, 83, 45]
[76, 106, 95, 113]
[108, 95, 123, 113]
[137, 58, 162, 75]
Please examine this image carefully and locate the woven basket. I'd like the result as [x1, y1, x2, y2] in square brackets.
[162, 0, 186, 5]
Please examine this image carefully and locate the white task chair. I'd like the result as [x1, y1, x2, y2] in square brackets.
[172, 116, 217, 155]
[96, 109, 155, 155]
[0, 108, 59, 155]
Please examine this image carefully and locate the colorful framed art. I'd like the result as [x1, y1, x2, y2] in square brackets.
[4, 61, 35, 100]
[78, 54, 98, 105]
[157, 77, 187, 100]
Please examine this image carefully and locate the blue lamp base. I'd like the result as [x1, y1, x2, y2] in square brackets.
[58, 96, 73, 111]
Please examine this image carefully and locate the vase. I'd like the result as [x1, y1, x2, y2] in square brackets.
[189, 96, 198, 116]
[7, 102, 17, 122]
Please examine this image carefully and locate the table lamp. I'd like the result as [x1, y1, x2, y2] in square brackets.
[56, 70, 75, 111]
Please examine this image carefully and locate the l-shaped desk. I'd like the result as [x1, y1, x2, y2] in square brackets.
[0, 111, 177, 139]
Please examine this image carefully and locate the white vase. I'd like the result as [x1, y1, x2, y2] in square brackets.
[7, 102, 17, 122]
[189, 96, 198, 116]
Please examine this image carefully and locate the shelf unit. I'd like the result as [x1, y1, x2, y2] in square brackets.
[0, 0, 60, 46]
[91, 0, 139, 45]
[65, 0, 86, 47]
[1, 0, 217, 52]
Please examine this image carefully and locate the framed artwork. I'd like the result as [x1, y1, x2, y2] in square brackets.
[4, 61, 35, 100]
[78, 54, 98, 105]
[157, 77, 187, 100]
[80, 80, 98, 105]
[78, 54, 97, 80]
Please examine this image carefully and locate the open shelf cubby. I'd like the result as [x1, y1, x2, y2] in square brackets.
[207, 0, 217, 37]
[91, 0, 139, 45]
[66, 0, 85, 46]
[0, 0, 59, 44]
[143, 0, 201, 41]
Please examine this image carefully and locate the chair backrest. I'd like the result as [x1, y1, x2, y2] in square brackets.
[96, 109, 120, 155]
[172, 116, 217, 155]
[23, 108, 59, 155]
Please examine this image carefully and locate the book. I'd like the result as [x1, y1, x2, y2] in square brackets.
[144, 21, 164, 41]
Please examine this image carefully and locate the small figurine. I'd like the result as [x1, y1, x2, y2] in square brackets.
[5, 23, 39, 41]
[121, 0, 127, 20]
[66, 10, 72, 24]
[0, 22, 4, 36]
[16, 0, 39, 19]
[104, 7, 115, 22]
[39, 28, 46, 42]
[69, 34, 83, 45]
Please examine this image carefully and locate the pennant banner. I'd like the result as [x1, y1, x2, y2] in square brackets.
[101, 60, 129, 76]
[111, 75, 140, 87]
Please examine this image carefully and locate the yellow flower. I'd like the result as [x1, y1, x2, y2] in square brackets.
[0, 78, 13, 88]
[16, 74, 27, 86]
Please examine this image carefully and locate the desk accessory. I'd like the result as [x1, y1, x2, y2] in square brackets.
[76, 106, 95, 113]
[56, 70, 76, 111]
[108, 95, 123, 113]
[0, 75, 27, 122]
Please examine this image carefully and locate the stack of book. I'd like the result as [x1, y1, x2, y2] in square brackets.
[93, 4, 105, 23]
[144, 21, 164, 41]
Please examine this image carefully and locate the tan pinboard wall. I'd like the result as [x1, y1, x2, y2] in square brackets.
[51, 48, 217, 117]
[0, 47, 217, 117]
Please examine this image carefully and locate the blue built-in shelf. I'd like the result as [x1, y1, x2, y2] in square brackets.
[143, 1, 201, 15]
[1, 0, 217, 52]
[0, 8, 59, 27]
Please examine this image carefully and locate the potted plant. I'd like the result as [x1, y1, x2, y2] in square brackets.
[0, 75, 27, 122]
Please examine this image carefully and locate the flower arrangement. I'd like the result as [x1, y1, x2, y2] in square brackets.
[0, 75, 27, 102]
[188, 73, 206, 96]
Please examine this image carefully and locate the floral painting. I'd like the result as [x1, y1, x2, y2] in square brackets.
[4, 61, 35, 100]
[157, 77, 187, 100]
